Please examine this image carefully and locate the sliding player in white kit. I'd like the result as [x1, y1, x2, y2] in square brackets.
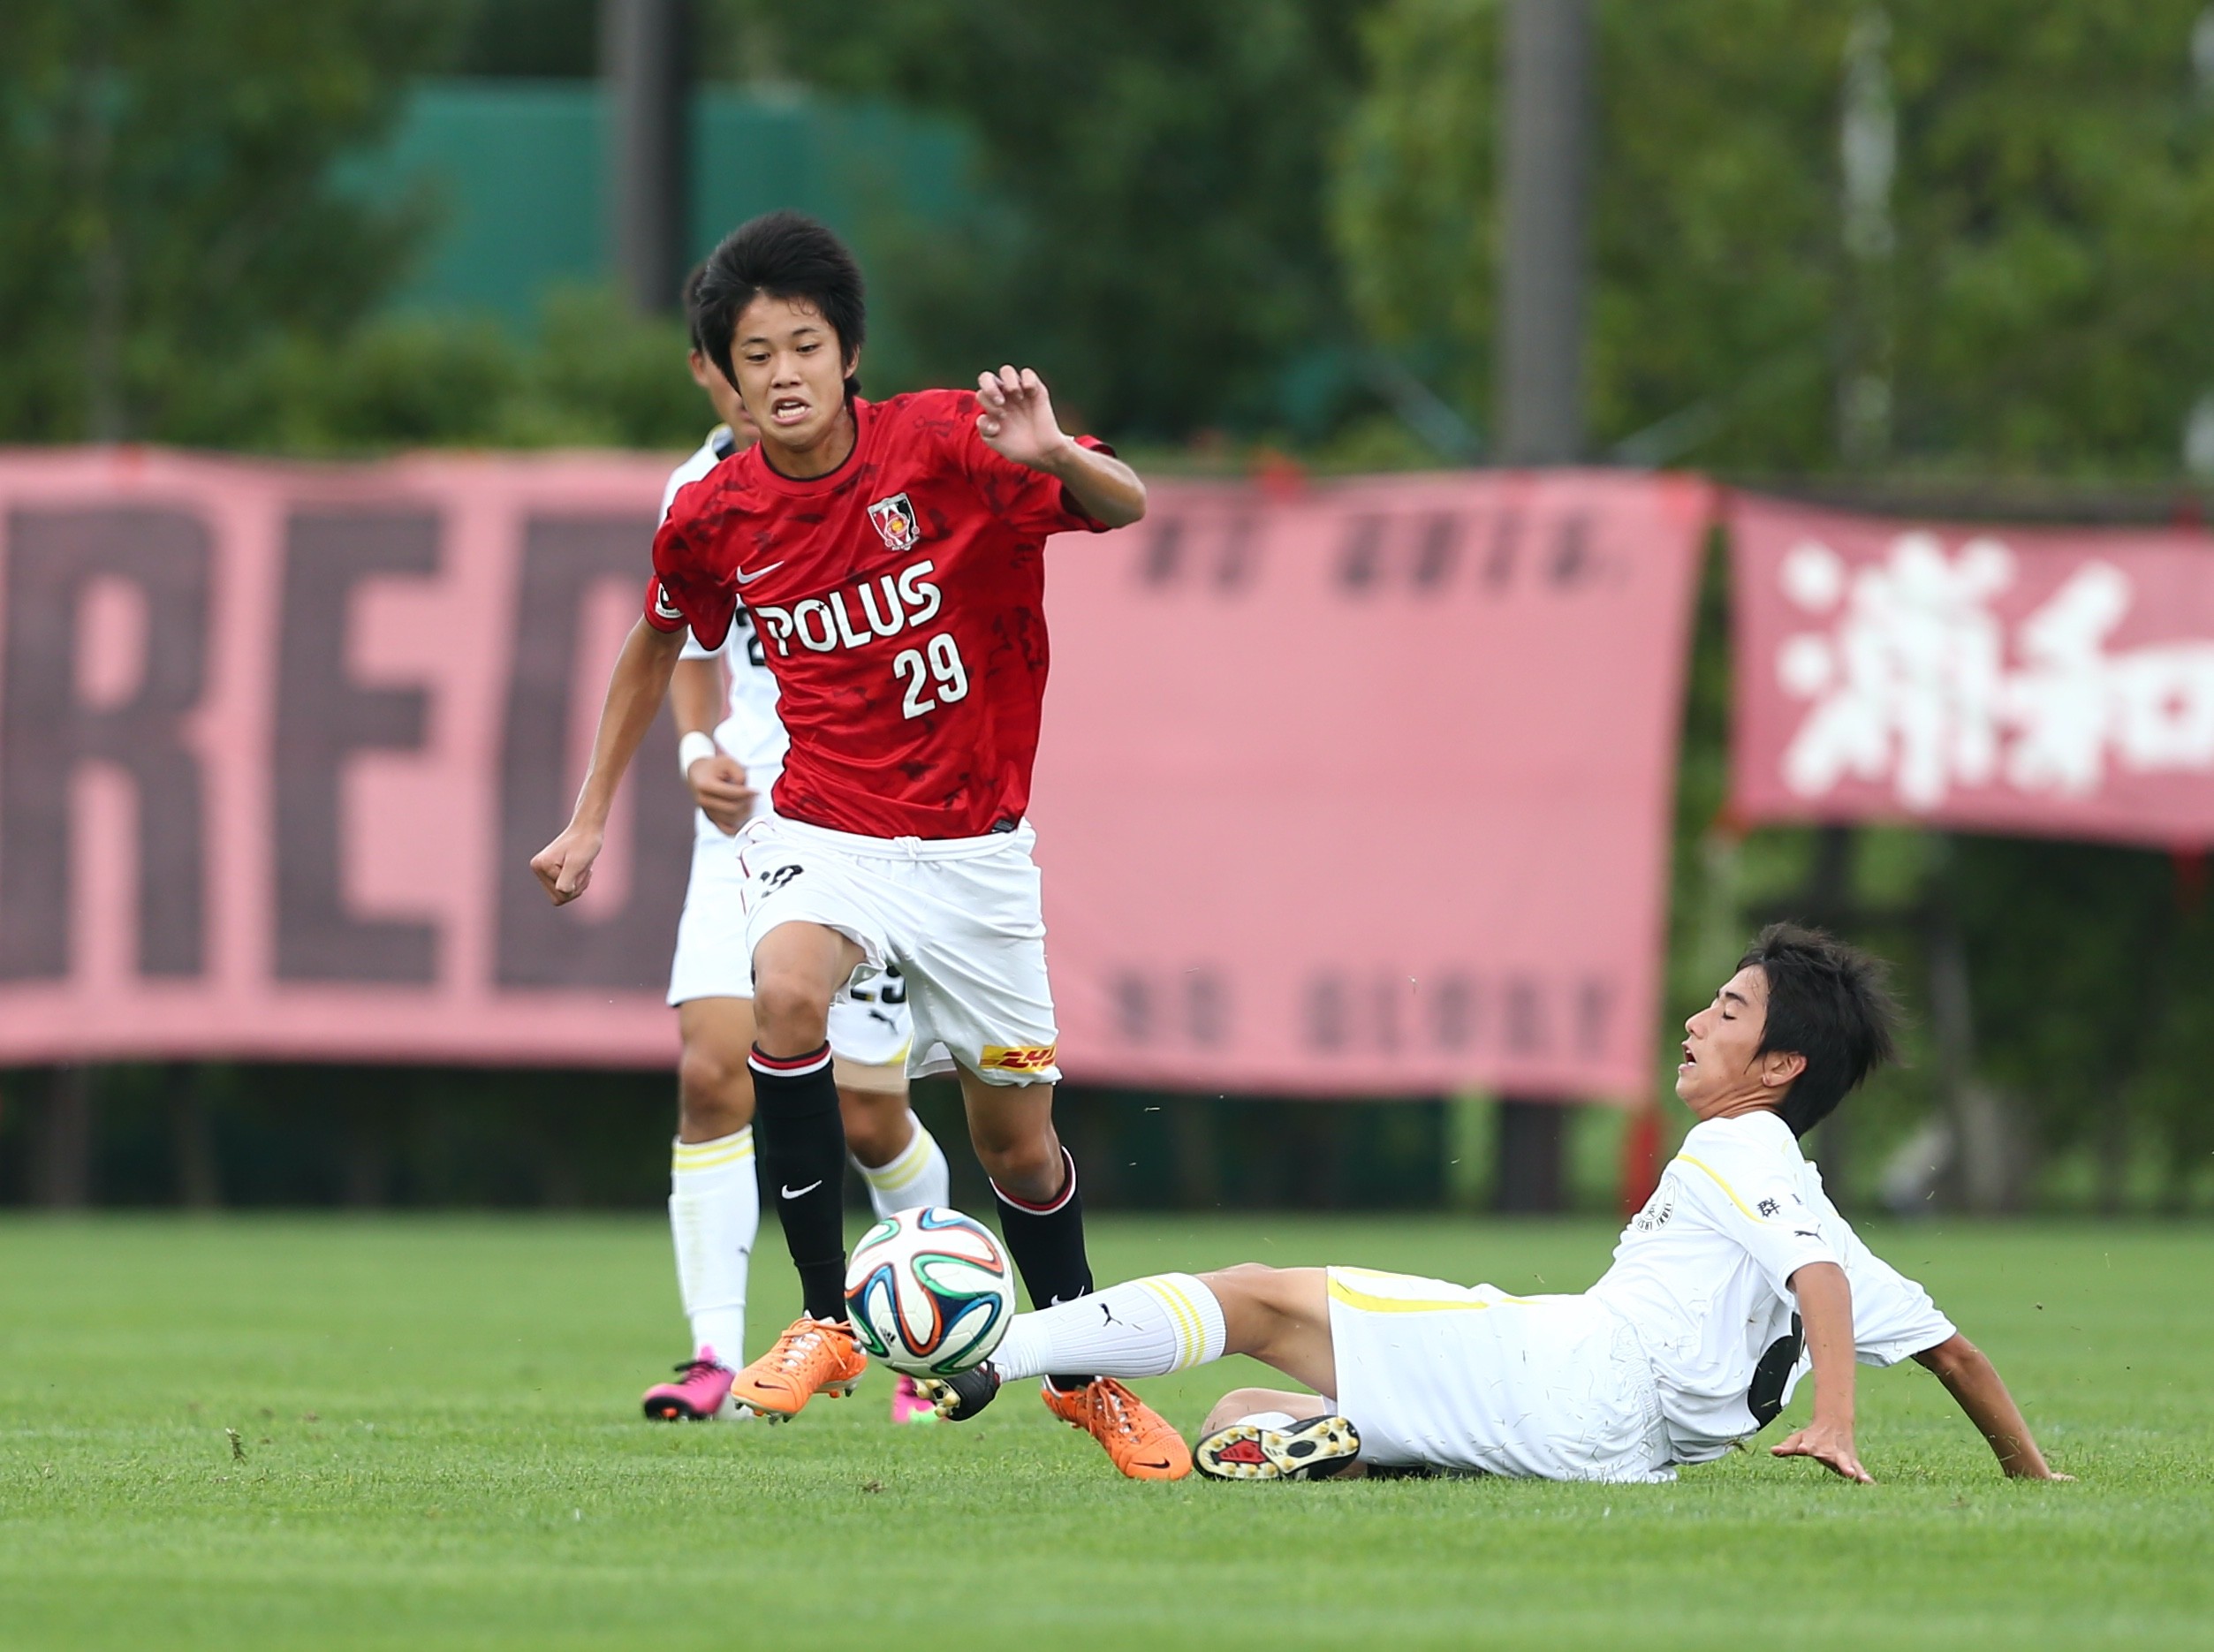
[926, 926, 2070, 1486]
[641, 295, 951, 1428]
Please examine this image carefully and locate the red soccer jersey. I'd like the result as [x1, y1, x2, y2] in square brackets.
[644, 389, 1113, 838]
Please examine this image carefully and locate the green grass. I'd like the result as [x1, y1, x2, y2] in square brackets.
[1, 1215, 2208, 1650]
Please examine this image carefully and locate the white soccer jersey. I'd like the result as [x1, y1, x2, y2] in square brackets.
[663, 428, 789, 778]
[1588, 1110, 1955, 1464]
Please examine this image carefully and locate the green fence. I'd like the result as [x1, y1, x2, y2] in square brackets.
[349, 80, 980, 352]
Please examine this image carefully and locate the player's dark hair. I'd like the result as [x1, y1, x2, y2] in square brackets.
[692, 210, 865, 398]
[1740, 922, 1900, 1137]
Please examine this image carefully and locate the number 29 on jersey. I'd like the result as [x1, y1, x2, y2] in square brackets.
[893, 633, 968, 719]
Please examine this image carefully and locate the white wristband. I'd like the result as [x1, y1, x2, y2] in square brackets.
[678, 731, 718, 779]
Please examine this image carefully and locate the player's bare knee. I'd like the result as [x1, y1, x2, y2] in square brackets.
[750, 974, 831, 1051]
[677, 1038, 740, 1100]
[677, 1044, 751, 1138]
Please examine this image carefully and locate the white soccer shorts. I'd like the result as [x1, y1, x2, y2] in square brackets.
[667, 809, 912, 1070]
[734, 813, 1059, 1086]
[1323, 1269, 1674, 1482]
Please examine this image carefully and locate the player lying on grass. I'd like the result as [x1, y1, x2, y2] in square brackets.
[532, 210, 1171, 1478]
[926, 925, 2071, 1485]
[645, 267, 952, 1429]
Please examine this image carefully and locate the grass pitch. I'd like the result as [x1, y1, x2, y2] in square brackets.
[1, 1214, 2208, 1651]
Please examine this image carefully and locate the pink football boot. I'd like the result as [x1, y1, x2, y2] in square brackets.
[642, 1348, 736, 1421]
[891, 1373, 939, 1426]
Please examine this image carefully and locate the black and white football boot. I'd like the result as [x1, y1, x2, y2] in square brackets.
[1194, 1413, 1362, 1481]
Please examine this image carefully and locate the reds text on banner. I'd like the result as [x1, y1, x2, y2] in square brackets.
[0, 450, 1706, 1095]
[1732, 495, 2214, 846]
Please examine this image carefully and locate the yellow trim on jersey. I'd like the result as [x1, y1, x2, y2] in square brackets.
[1325, 1269, 1531, 1315]
[1676, 1153, 1768, 1222]
[1145, 1278, 1207, 1368]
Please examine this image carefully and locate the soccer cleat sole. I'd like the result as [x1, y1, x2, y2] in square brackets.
[914, 1365, 1001, 1422]
[1194, 1415, 1361, 1481]
[730, 1375, 859, 1418]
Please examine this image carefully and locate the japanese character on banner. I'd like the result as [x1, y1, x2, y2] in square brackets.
[1774, 532, 2214, 810]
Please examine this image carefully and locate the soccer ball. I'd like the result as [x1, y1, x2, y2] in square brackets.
[843, 1207, 1017, 1377]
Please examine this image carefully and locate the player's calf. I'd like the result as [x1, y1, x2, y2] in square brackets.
[1197, 1264, 1339, 1398]
[1200, 1386, 1330, 1437]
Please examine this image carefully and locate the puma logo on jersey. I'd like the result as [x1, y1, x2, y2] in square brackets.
[868, 493, 921, 551]
[751, 558, 943, 658]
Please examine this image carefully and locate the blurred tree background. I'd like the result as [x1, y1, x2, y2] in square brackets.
[2, 0, 2211, 1212]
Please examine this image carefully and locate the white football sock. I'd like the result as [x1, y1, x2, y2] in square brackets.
[853, 1117, 951, 1217]
[668, 1127, 758, 1362]
[990, 1273, 1227, 1383]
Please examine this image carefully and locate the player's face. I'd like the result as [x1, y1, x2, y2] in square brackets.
[687, 349, 758, 446]
[726, 293, 855, 457]
[1676, 965, 1801, 1118]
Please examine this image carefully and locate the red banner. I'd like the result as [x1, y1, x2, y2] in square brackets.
[0, 451, 1706, 1096]
[1733, 495, 2214, 846]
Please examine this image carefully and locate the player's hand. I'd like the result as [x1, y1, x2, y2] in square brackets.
[687, 754, 756, 836]
[975, 366, 1074, 471]
[530, 822, 604, 906]
[1771, 1420, 1875, 1484]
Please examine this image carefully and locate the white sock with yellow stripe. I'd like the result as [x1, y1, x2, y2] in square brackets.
[853, 1118, 951, 1218]
[989, 1273, 1226, 1383]
[669, 1127, 758, 1361]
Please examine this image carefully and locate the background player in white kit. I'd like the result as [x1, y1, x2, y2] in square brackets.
[641, 297, 951, 1427]
[926, 926, 2070, 1486]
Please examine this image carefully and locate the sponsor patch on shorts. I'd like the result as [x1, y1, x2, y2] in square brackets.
[980, 1042, 1057, 1073]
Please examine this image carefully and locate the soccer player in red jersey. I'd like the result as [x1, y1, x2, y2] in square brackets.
[530, 212, 1179, 1477]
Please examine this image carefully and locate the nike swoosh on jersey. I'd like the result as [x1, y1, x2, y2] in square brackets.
[781, 1180, 823, 1199]
[734, 562, 785, 586]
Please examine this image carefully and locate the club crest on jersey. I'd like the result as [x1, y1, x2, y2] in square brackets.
[868, 493, 921, 551]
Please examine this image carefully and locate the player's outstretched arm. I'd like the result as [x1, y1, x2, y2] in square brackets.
[530, 618, 686, 904]
[974, 365, 1146, 527]
[1771, 1261, 1875, 1483]
[1913, 1333, 2071, 1481]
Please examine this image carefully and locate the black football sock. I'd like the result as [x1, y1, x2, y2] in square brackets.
[992, 1147, 1096, 1391]
[748, 1043, 849, 1322]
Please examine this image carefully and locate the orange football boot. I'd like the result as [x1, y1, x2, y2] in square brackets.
[1042, 1377, 1192, 1481]
[725, 1315, 867, 1418]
